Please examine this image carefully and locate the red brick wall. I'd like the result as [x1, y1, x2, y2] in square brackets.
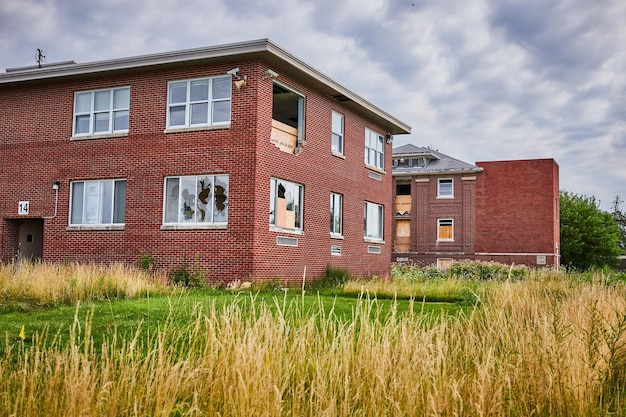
[475, 159, 559, 266]
[1, 59, 393, 282]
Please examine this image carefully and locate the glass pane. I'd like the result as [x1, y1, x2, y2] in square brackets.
[190, 103, 208, 125]
[376, 135, 384, 151]
[94, 90, 111, 112]
[196, 176, 212, 222]
[180, 176, 196, 222]
[332, 112, 343, 134]
[113, 110, 129, 131]
[70, 182, 84, 224]
[169, 82, 187, 104]
[214, 175, 228, 222]
[332, 133, 342, 153]
[169, 106, 186, 126]
[190, 80, 209, 102]
[212, 77, 231, 100]
[75, 115, 90, 134]
[212, 100, 231, 123]
[113, 88, 130, 109]
[269, 179, 276, 225]
[164, 178, 180, 223]
[83, 181, 99, 224]
[113, 180, 126, 223]
[100, 181, 113, 224]
[94, 112, 110, 132]
[75, 92, 92, 113]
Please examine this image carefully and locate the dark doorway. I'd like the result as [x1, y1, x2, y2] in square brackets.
[18, 219, 44, 260]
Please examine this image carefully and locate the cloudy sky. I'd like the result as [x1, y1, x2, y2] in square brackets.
[1, 0, 624, 210]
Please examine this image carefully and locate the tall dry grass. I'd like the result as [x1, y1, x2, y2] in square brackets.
[0, 261, 171, 310]
[2, 272, 626, 416]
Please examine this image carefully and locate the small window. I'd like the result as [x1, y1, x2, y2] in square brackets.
[437, 258, 453, 269]
[73, 87, 130, 136]
[365, 128, 384, 170]
[330, 193, 343, 236]
[70, 179, 126, 226]
[270, 178, 303, 231]
[167, 76, 231, 128]
[437, 219, 454, 241]
[438, 178, 454, 198]
[163, 174, 229, 225]
[331, 111, 344, 155]
[364, 201, 384, 241]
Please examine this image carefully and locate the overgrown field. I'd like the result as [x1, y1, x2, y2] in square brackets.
[1, 261, 626, 416]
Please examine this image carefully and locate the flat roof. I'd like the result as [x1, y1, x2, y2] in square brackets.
[1, 39, 411, 135]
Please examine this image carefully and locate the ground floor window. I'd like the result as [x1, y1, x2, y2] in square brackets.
[270, 178, 303, 231]
[70, 179, 126, 226]
[163, 174, 228, 225]
[364, 201, 383, 240]
[437, 258, 453, 269]
[330, 192, 343, 236]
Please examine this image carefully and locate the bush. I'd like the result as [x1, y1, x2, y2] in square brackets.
[169, 256, 207, 288]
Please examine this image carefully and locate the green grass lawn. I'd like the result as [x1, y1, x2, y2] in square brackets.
[0, 288, 467, 354]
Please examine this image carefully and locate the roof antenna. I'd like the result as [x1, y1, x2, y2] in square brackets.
[36, 48, 47, 68]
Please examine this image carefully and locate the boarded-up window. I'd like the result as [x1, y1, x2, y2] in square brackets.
[437, 258, 453, 269]
[437, 219, 453, 240]
[395, 219, 411, 252]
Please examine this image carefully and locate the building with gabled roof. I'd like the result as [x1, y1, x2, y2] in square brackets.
[0, 39, 410, 283]
[392, 144, 559, 268]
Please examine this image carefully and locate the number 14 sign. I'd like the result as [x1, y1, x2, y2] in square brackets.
[18, 201, 29, 215]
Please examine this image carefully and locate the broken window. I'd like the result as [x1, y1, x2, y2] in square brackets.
[163, 174, 228, 225]
[330, 192, 343, 235]
[271, 82, 305, 154]
[270, 178, 303, 230]
[395, 183, 411, 216]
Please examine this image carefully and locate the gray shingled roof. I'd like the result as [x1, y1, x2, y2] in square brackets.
[392, 143, 482, 175]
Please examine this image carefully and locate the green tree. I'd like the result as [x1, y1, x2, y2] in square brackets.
[611, 195, 626, 252]
[560, 191, 622, 270]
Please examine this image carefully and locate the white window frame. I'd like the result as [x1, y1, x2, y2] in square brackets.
[438, 178, 454, 198]
[73, 87, 130, 137]
[365, 127, 384, 171]
[270, 178, 303, 232]
[364, 201, 384, 241]
[69, 179, 126, 227]
[331, 111, 344, 155]
[330, 192, 343, 237]
[162, 174, 229, 227]
[437, 218, 454, 241]
[166, 76, 232, 129]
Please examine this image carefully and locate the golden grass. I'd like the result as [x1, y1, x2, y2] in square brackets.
[0, 261, 171, 310]
[2, 270, 626, 415]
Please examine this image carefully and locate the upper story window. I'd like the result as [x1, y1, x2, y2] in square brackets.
[70, 179, 126, 226]
[365, 128, 384, 171]
[163, 174, 229, 225]
[331, 111, 344, 155]
[73, 87, 130, 136]
[364, 201, 384, 241]
[271, 82, 305, 154]
[167, 76, 231, 129]
[330, 192, 343, 236]
[270, 178, 303, 231]
[438, 178, 454, 198]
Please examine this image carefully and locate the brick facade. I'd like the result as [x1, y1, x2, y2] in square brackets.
[0, 40, 410, 283]
[392, 146, 559, 268]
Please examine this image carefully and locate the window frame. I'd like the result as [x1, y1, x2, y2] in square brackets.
[270, 177, 304, 232]
[364, 201, 384, 242]
[331, 110, 344, 156]
[69, 179, 126, 228]
[166, 75, 232, 129]
[437, 178, 454, 198]
[437, 218, 454, 241]
[364, 127, 385, 171]
[73, 87, 130, 137]
[162, 174, 229, 228]
[330, 192, 343, 237]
